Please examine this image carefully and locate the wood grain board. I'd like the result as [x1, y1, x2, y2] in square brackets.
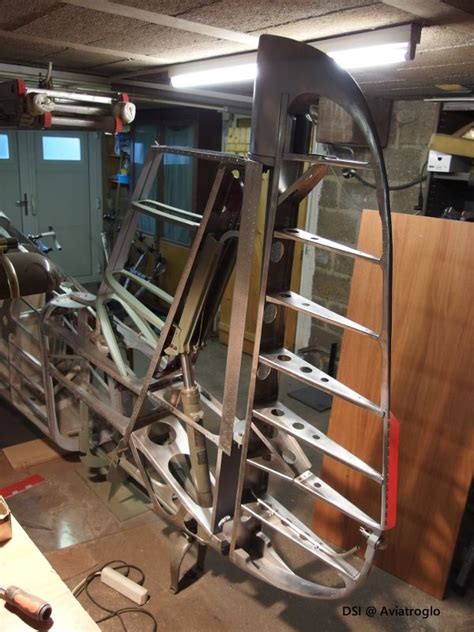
[313, 210, 474, 599]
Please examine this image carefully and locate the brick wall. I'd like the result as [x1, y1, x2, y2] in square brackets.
[306, 100, 439, 367]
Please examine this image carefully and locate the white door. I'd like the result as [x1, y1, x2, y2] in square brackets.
[0, 130, 102, 283]
[0, 131, 23, 228]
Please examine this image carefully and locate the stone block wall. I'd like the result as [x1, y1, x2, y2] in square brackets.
[306, 100, 439, 366]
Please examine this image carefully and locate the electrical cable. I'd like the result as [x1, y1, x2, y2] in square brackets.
[347, 159, 429, 212]
[350, 168, 427, 191]
[72, 560, 157, 632]
[330, 143, 428, 192]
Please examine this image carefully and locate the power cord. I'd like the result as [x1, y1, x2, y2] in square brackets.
[329, 143, 428, 212]
[329, 143, 428, 191]
[347, 167, 427, 191]
[342, 161, 428, 212]
[72, 560, 158, 631]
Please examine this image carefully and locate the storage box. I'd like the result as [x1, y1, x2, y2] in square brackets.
[0, 496, 12, 543]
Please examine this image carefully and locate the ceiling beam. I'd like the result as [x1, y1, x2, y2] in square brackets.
[117, 78, 252, 104]
[114, 78, 252, 113]
[0, 28, 167, 65]
[64, 0, 259, 46]
[381, 1, 474, 34]
[0, 61, 110, 87]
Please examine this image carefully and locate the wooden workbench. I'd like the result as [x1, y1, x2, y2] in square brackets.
[0, 515, 99, 631]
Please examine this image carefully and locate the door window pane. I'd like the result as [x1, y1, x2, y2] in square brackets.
[133, 142, 145, 165]
[42, 136, 81, 161]
[0, 134, 9, 159]
[162, 125, 194, 246]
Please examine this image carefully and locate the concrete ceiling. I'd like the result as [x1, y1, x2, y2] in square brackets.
[0, 0, 473, 100]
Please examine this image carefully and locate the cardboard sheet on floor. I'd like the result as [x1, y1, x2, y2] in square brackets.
[313, 210, 474, 599]
[2, 438, 63, 469]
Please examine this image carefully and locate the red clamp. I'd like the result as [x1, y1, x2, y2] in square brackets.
[42, 112, 52, 128]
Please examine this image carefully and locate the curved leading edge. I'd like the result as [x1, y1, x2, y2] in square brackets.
[230, 35, 394, 598]
[250, 36, 391, 405]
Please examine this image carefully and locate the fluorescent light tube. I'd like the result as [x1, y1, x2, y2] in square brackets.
[171, 63, 257, 88]
[328, 42, 409, 70]
[169, 24, 419, 88]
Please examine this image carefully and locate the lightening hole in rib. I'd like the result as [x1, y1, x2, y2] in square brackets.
[148, 422, 177, 446]
[263, 303, 277, 324]
[311, 237, 319, 241]
[277, 354, 291, 362]
[301, 302, 310, 307]
[286, 228, 299, 233]
[321, 377, 329, 382]
[293, 422, 304, 430]
[271, 408, 285, 417]
[314, 482, 321, 488]
[300, 366, 312, 373]
[257, 364, 271, 380]
[270, 241, 284, 263]
[299, 533, 308, 541]
[280, 292, 291, 298]
[282, 450, 297, 465]
[312, 434, 320, 440]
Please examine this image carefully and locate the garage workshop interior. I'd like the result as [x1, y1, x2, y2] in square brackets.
[0, 2, 473, 631]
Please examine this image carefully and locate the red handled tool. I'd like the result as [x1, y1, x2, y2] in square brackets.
[0, 585, 52, 622]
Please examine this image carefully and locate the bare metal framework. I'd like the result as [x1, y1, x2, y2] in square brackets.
[0, 35, 397, 598]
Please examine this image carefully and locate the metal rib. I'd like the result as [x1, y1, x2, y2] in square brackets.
[48, 364, 129, 433]
[245, 447, 379, 531]
[294, 470, 381, 531]
[283, 152, 370, 170]
[132, 201, 200, 228]
[119, 269, 174, 304]
[242, 496, 359, 579]
[259, 348, 382, 417]
[153, 145, 249, 166]
[274, 228, 380, 263]
[253, 403, 383, 483]
[140, 199, 202, 220]
[267, 290, 378, 338]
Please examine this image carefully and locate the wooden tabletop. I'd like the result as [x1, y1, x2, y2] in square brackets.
[0, 515, 99, 631]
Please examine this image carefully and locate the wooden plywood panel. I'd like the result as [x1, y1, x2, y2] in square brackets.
[313, 210, 474, 599]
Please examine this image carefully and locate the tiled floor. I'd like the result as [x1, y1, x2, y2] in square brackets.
[0, 341, 472, 631]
